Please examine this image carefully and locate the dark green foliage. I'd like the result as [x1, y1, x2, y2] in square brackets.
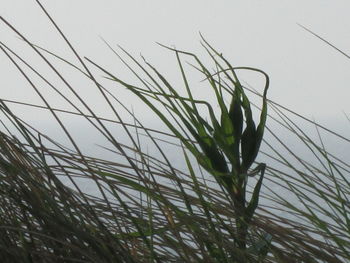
[0, 3, 349, 262]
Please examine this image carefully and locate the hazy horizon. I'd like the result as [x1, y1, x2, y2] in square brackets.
[1, 1, 349, 164]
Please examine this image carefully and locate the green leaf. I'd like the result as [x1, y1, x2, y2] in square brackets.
[245, 163, 266, 223]
[229, 91, 243, 140]
[228, 92, 244, 170]
[241, 122, 257, 171]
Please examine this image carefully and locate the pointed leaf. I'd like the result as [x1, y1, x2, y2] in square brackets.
[241, 123, 257, 171]
[245, 163, 266, 223]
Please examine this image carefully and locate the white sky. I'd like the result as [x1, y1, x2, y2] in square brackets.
[1, 0, 350, 140]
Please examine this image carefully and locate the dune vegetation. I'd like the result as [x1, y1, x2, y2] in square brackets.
[0, 2, 349, 263]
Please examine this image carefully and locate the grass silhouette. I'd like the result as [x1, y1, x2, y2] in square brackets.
[0, 2, 349, 262]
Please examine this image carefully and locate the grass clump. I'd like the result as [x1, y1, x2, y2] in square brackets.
[0, 3, 349, 262]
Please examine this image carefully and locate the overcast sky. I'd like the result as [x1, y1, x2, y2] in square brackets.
[1, 1, 350, 151]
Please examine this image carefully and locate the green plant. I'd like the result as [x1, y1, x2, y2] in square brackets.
[0, 2, 349, 262]
[86, 36, 270, 261]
